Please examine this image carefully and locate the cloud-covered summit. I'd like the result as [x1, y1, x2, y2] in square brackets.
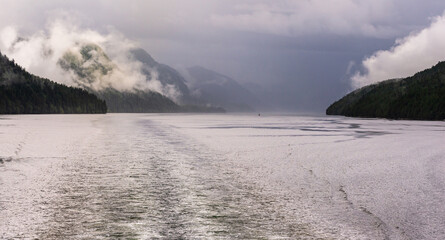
[0, 18, 181, 100]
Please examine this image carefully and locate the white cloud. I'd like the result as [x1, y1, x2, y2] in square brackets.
[211, 0, 398, 38]
[352, 13, 445, 88]
[0, 17, 181, 100]
[0, 26, 17, 50]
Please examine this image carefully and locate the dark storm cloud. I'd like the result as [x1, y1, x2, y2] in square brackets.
[1, 0, 445, 111]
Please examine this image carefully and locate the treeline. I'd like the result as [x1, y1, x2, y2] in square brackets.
[97, 89, 226, 113]
[0, 52, 107, 114]
[97, 89, 180, 113]
[326, 61, 445, 120]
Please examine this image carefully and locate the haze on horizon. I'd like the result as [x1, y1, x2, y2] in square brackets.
[1, 0, 445, 112]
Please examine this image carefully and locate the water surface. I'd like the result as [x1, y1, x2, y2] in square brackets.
[1, 114, 444, 239]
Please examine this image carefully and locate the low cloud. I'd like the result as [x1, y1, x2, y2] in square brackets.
[0, 17, 181, 100]
[352, 13, 445, 88]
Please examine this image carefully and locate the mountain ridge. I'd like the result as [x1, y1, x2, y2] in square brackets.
[186, 66, 260, 112]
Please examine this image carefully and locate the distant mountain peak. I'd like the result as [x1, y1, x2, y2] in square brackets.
[186, 66, 261, 112]
[129, 48, 191, 102]
[129, 48, 158, 67]
[188, 66, 232, 83]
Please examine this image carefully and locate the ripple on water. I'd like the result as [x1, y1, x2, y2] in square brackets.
[2, 115, 406, 239]
[0, 117, 316, 239]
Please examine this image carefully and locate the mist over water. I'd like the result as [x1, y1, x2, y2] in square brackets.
[1, 114, 445, 239]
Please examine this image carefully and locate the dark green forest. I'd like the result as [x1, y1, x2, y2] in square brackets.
[0, 52, 107, 114]
[97, 89, 226, 113]
[97, 89, 180, 113]
[326, 61, 445, 120]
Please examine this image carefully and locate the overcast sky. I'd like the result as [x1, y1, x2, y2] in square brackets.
[1, 0, 445, 111]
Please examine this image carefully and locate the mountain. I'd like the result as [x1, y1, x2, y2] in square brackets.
[129, 48, 191, 102]
[58, 44, 181, 112]
[0, 52, 107, 114]
[57, 44, 224, 113]
[58, 43, 116, 90]
[186, 66, 259, 112]
[326, 61, 445, 120]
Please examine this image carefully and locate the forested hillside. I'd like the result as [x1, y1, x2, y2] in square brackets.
[0, 52, 107, 114]
[96, 89, 180, 113]
[326, 62, 445, 120]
